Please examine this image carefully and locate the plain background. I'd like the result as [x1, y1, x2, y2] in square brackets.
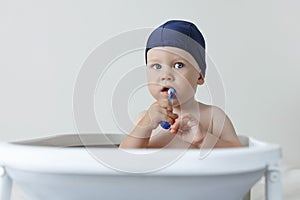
[1, 0, 299, 199]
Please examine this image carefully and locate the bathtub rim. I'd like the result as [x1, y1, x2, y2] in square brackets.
[0, 133, 281, 176]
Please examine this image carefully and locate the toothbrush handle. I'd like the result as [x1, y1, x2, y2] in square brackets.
[160, 89, 175, 130]
[160, 121, 171, 129]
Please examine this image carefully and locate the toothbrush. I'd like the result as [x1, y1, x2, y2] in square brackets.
[160, 87, 176, 129]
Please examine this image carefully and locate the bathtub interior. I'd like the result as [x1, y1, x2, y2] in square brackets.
[11, 133, 124, 147]
[1, 134, 280, 200]
[11, 133, 249, 147]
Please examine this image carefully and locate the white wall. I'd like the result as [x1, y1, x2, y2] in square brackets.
[1, 0, 300, 198]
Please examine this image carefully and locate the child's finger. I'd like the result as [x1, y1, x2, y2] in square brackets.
[159, 110, 178, 121]
[168, 112, 178, 120]
[158, 111, 177, 125]
[182, 113, 199, 126]
[170, 120, 180, 133]
[159, 99, 173, 111]
[181, 117, 189, 127]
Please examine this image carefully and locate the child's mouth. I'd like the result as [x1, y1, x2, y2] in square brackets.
[160, 86, 176, 98]
[161, 87, 170, 92]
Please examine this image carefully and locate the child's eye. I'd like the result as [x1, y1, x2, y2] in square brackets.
[152, 64, 162, 69]
[174, 62, 184, 69]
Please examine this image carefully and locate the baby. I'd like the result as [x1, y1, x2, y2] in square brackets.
[120, 20, 242, 149]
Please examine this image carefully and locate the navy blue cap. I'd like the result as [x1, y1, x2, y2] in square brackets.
[145, 20, 206, 77]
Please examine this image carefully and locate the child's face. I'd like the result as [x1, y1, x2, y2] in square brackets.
[146, 46, 204, 106]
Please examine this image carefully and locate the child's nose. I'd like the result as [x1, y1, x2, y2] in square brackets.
[160, 69, 174, 81]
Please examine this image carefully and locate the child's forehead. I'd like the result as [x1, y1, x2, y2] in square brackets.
[148, 46, 186, 56]
[147, 47, 200, 69]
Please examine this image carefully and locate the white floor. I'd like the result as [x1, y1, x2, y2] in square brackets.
[11, 184, 27, 200]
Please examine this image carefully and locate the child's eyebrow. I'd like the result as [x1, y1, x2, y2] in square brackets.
[147, 58, 161, 63]
[147, 57, 187, 63]
[172, 57, 187, 62]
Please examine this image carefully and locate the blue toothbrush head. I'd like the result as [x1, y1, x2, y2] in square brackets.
[168, 87, 176, 96]
[168, 87, 176, 104]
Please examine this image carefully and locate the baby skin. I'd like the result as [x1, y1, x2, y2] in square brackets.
[119, 47, 242, 149]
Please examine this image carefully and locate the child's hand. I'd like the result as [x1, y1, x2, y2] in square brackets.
[170, 114, 205, 147]
[140, 99, 178, 130]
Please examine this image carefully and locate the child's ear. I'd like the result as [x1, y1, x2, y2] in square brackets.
[197, 73, 204, 85]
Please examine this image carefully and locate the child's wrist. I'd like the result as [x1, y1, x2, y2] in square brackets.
[137, 116, 155, 131]
[127, 119, 154, 140]
[138, 111, 163, 131]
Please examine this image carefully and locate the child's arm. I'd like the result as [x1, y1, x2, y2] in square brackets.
[207, 106, 242, 148]
[119, 99, 178, 148]
[118, 120, 153, 148]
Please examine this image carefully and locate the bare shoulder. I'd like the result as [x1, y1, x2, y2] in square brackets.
[198, 103, 227, 122]
[198, 102, 222, 123]
[198, 103, 240, 143]
[198, 103, 225, 125]
[198, 103, 224, 115]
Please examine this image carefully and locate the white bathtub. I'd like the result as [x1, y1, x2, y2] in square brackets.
[0, 134, 281, 200]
